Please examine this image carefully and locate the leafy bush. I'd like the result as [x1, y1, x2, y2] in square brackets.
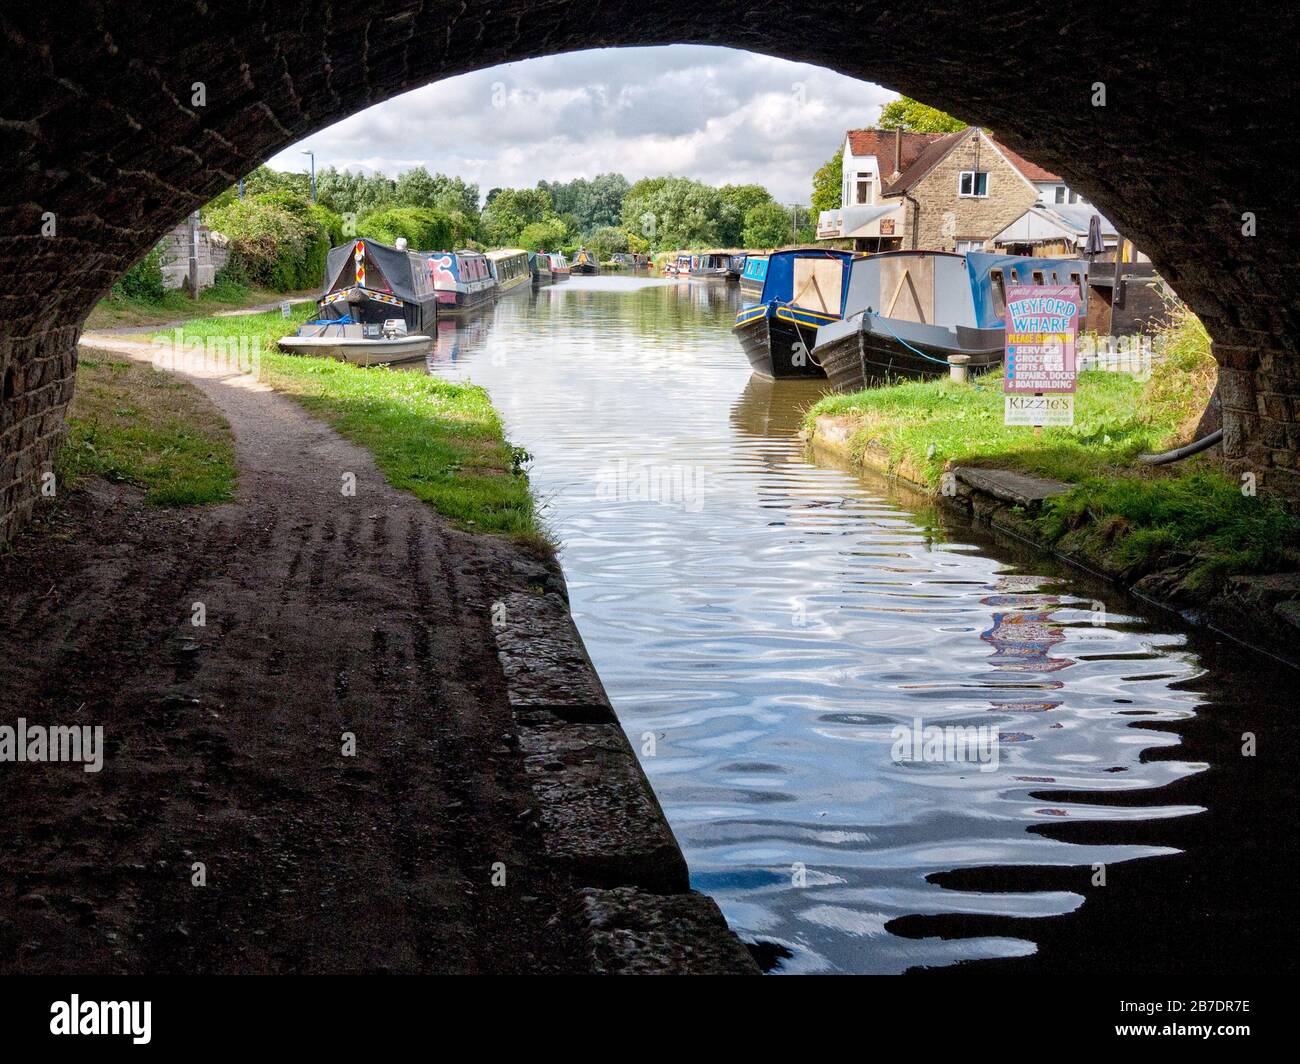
[355, 207, 453, 251]
[111, 241, 167, 303]
[518, 217, 570, 252]
[205, 192, 330, 292]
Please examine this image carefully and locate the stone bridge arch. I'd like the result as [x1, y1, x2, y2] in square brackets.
[2, 2, 1296, 541]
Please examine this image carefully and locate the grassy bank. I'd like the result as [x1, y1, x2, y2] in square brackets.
[158, 305, 547, 548]
[806, 308, 1299, 588]
[58, 350, 237, 505]
[85, 285, 317, 331]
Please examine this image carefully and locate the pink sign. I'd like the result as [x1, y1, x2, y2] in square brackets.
[1003, 285, 1080, 394]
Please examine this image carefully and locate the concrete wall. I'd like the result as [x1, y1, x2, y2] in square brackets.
[0, 2, 1298, 544]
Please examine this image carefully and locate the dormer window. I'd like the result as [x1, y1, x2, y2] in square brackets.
[958, 171, 989, 197]
[854, 174, 873, 204]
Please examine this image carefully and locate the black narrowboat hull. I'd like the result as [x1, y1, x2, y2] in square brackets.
[733, 312, 827, 380]
[571, 262, 599, 275]
[817, 320, 1004, 392]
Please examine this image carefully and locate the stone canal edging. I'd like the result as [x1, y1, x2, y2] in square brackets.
[491, 589, 760, 974]
[806, 414, 1300, 668]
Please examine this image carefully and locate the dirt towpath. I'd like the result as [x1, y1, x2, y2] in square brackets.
[0, 335, 588, 973]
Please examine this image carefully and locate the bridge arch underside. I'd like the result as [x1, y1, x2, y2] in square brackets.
[1, 3, 1297, 541]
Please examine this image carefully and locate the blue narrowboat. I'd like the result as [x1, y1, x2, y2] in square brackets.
[731, 248, 857, 379]
[738, 254, 768, 300]
[812, 250, 1091, 392]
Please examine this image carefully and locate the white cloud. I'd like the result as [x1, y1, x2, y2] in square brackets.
[266, 45, 898, 204]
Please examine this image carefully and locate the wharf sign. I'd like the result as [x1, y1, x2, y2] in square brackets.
[1003, 285, 1080, 427]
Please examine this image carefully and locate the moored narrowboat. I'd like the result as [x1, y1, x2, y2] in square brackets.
[731, 248, 856, 379]
[570, 248, 599, 275]
[427, 249, 497, 312]
[812, 250, 1090, 392]
[487, 248, 531, 295]
[528, 251, 553, 286]
[687, 250, 733, 281]
[548, 252, 570, 280]
[277, 238, 436, 365]
[739, 254, 768, 300]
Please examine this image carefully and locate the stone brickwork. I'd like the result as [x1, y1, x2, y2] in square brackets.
[0, 326, 78, 543]
[0, 2, 1297, 543]
[903, 131, 1040, 250]
[160, 222, 231, 291]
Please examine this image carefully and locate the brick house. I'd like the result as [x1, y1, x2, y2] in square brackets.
[817, 126, 1080, 253]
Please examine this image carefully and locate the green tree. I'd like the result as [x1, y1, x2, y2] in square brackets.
[586, 226, 629, 261]
[811, 146, 843, 214]
[518, 217, 570, 252]
[539, 173, 630, 236]
[621, 177, 722, 250]
[355, 207, 454, 251]
[717, 184, 775, 246]
[481, 187, 555, 246]
[741, 201, 794, 248]
[205, 191, 331, 291]
[878, 96, 967, 133]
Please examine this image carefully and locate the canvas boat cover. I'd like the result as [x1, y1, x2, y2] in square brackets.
[320, 239, 439, 334]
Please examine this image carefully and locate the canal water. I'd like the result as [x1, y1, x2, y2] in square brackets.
[424, 276, 1294, 975]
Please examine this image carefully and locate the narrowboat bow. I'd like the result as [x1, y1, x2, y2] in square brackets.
[731, 248, 856, 380]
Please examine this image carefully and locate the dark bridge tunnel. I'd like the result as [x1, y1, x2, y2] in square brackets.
[1, 1, 1297, 542]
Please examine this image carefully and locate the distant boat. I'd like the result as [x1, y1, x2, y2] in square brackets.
[548, 252, 571, 280]
[687, 249, 733, 281]
[725, 253, 748, 284]
[570, 248, 599, 275]
[738, 254, 768, 300]
[528, 251, 553, 286]
[812, 250, 1092, 392]
[427, 249, 497, 312]
[278, 238, 435, 365]
[486, 248, 531, 295]
[731, 247, 856, 379]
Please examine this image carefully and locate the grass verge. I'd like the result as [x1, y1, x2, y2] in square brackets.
[58, 350, 237, 506]
[85, 286, 317, 331]
[805, 306, 1300, 588]
[158, 305, 549, 550]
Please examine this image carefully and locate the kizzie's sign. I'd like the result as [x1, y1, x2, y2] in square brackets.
[1003, 285, 1080, 395]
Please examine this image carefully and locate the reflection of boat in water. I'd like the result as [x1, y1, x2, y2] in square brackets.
[732, 247, 855, 380]
[813, 251, 1090, 392]
[980, 576, 1074, 675]
[278, 238, 435, 365]
[729, 373, 830, 439]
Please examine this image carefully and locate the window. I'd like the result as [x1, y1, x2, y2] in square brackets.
[958, 171, 989, 197]
[1032, 270, 1046, 284]
[855, 174, 873, 204]
[1054, 185, 1066, 204]
[955, 240, 984, 253]
[990, 269, 1007, 317]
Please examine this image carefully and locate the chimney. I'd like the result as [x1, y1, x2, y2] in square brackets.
[893, 127, 902, 178]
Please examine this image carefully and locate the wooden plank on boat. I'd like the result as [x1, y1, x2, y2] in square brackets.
[793, 258, 842, 314]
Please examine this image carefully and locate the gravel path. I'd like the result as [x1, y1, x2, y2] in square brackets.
[0, 336, 585, 973]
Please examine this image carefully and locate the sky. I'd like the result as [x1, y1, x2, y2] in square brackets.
[266, 46, 898, 205]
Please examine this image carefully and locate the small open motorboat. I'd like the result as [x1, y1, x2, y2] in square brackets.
[278, 238, 437, 365]
[812, 250, 1091, 392]
[731, 247, 856, 379]
[279, 318, 433, 366]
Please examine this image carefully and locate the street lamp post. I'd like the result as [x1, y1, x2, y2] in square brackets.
[301, 149, 316, 202]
